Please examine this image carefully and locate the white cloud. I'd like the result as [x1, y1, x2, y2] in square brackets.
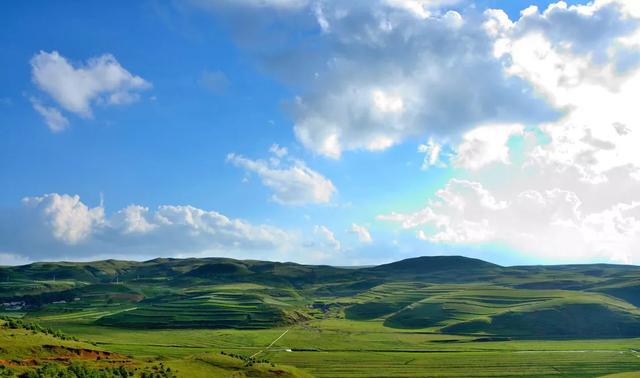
[150, 205, 293, 250]
[227, 151, 336, 205]
[111, 205, 156, 234]
[383, 0, 462, 19]
[374, 1, 640, 264]
[379, 179, 640, 263]
[289, 5, 553, 158]
[30, 51, 150, 124]
[202, 1, 555, 159]
[30, 98, 69, 132]
[418, 138, 444, 170]
[0, 194, 297, 261]
[452, 124, 524, 170]
[488, 1, 640, 182]
[314, 225, 341, 250]
[371, 89, 405, 113]
[21, 194, 105, 244]
[350, 223, 373, 243]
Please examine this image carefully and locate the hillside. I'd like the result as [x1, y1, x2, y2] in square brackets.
[0, 317, 311, 377]
[3, 255, 640, 338]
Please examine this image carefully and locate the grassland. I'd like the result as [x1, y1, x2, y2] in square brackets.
[16, 318, 640, 377]
[3, 255, 640, 377]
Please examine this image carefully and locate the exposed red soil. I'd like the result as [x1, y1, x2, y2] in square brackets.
[0, 358, 38, 366]
[0, 345, 131, 367]
[42, 344, 129, 361]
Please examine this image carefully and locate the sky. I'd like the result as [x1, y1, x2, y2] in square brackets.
[1, 0, 640, 267]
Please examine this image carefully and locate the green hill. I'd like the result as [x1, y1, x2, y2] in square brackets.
[370, 255, 500, 274]
[3, 255, 640, 339]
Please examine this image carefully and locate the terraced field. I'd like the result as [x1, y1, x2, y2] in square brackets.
[97, 291, 305, 329]
[341, 283, 640, 337]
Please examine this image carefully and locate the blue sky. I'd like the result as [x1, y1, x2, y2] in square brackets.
[1, 0, 640, 266]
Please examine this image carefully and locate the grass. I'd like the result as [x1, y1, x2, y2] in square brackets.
[272, 350, 640, 377]
[339, 283, 640, 337]
[4, 255, 640, 376]
[24, 317, 640, 376]
[0, 320, 308, 377]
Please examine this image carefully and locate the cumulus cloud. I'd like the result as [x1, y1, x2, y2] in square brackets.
[293, 7, 555, 158]
[452, 124, 524, 170]
[375, 1, 640, 264]
[379, 179, 640, 263]
[30, 51, 150, 130]
[0, 194, 296, 262]
[111, 205, 156, 234]
[21, 194, 105, 244]
[227, 150, 336, 205]
[198, 1, 555, 159]
[488, 1, 640, 181]
[350, 223, 373, 243]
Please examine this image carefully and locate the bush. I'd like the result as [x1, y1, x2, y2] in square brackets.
[1, 316, 78, 342]
[19, 363, 135, 378]
[0, 365, 15, 377]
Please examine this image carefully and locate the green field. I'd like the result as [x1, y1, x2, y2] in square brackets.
[3, 256, 640, 377]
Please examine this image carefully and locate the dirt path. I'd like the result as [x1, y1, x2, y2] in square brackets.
[250, 328, 290, 359]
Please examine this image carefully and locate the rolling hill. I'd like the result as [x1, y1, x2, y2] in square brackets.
[3, 255, 640, 338]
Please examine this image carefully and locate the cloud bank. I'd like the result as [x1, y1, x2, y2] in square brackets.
[0, 194, 295, 263]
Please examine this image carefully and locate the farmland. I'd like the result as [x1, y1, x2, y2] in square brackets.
[2, 256, 640, 376]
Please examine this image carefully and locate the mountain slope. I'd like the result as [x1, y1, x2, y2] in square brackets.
[4, 255, 640, 338]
